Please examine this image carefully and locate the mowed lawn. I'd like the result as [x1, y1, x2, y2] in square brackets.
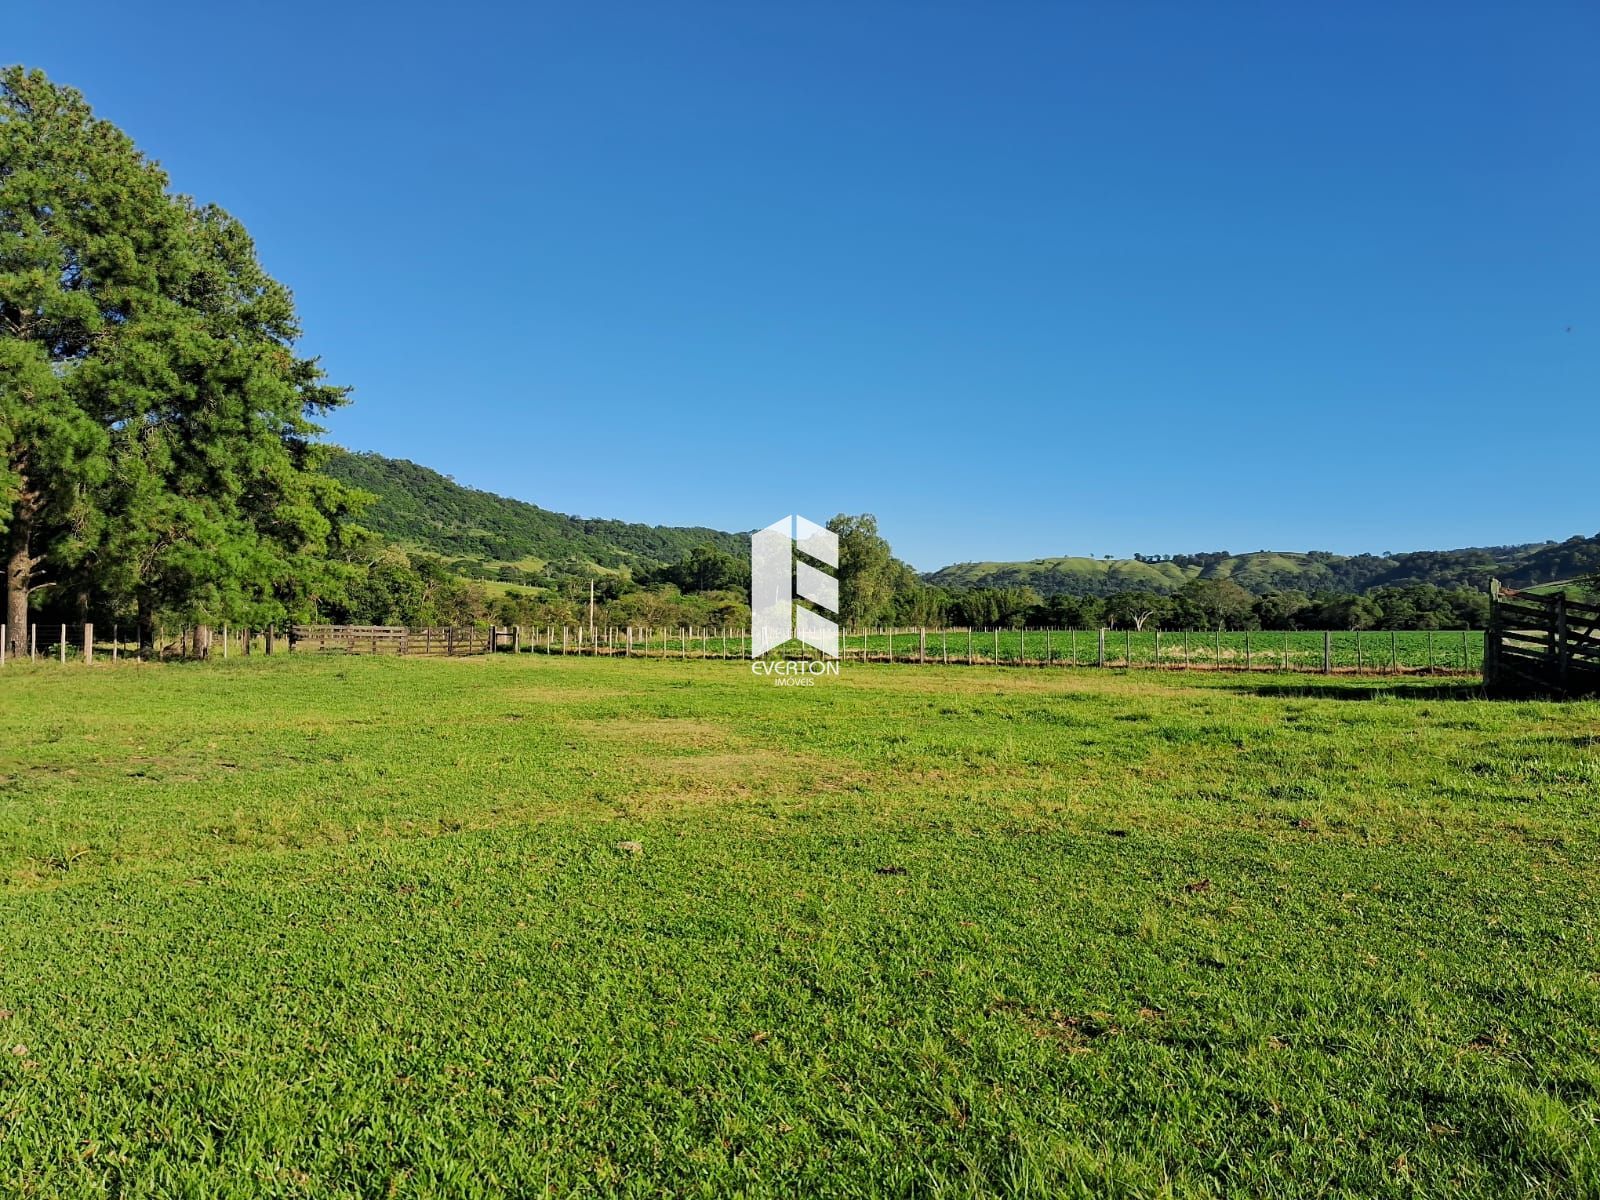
[0, 656, 1596, 1198]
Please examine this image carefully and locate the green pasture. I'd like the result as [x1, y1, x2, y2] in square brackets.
[540, 626, 1485, 673]
[0, 654, 1594, 1196]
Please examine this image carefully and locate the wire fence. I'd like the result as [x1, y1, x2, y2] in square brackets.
[517, 625, 1484, 675]
[1, 621, 1486, 676]
[0, 622, 283, 665]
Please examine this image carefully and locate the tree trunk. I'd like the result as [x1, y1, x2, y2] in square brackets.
[137, 594, 155, 660]
[4, 490, 35, 662]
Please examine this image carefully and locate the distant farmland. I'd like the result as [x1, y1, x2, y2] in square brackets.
[531, 626, 1485, 674]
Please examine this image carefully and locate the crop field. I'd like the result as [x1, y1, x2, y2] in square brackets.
[548, 627, 1485, 673]
[0, 655, 1596, 1196]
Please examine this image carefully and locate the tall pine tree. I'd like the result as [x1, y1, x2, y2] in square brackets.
[1, 68, 356, 655]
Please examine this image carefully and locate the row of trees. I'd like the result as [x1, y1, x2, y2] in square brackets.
[933, 580, 1492, 631]
[315, 543, 751, 634]
[848, 559, 1491, 632]
[2, 69, 358, 657]
[301, 516, 915, 635]
[356, 517, 1495, 638]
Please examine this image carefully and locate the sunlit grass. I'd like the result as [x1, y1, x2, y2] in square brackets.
[0, 655, 1595, 1196]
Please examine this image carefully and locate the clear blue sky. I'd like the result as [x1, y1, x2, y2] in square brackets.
[10, 3, 1597, 569]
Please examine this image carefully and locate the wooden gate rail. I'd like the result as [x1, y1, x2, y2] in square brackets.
[1485, 580, 1600, 697]
[290, 625, 490, 656]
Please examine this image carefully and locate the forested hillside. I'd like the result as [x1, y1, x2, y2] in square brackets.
[329, 439, 1597, 608]
[325, 450, 748, 569]
[926, 536, 1600, 598]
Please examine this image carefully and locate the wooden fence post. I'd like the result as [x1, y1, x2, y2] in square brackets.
[1153, 629, 1159, 668]
[1555, 595, 1570, 687]
[1, 623, 5, 668]
[1044, 628, 1050, 666]
[84, 623, 93, 665]
[1322, 630, 1331, 674]
[1244, 629, 1250, 672]
[1127, 629, 1133, 668]
[60, 624, 66, 665]
[30, 623, 36, 662]
[1097, 628, 1106, 668]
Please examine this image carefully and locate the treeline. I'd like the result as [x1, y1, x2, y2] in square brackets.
[924, 580, 1490, 631]
[325, 517, 1495, 637]
[2, 69, 359, 657]
[317, 543, 752, 633]
[926, 535, 1600, 598]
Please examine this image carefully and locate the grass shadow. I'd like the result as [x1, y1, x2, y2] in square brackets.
[1226, 681, 1490, 702]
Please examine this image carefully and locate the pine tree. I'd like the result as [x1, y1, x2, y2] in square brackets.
[1, 67, 181, 658]
[1, 68, 358, 656]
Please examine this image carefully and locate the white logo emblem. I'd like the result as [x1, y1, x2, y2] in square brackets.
[751, 515, 838, 658]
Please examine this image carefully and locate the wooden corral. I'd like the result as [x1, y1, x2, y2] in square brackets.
[291, 625, 491, 656]
[1484, 580, 1600, 697]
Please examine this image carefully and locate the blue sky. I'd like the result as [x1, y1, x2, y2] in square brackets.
[9, 3, 1597, 569]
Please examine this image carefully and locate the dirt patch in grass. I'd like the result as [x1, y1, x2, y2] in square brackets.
[576, 718, 736, 751]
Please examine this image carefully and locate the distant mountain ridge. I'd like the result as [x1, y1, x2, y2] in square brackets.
[324, 449, 748, 568]
[326, 447, 1597, 594]
[925, 537, 1600, 598]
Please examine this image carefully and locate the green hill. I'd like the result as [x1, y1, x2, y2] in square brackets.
[926, 536, 1600, 598]
[325, 446, 1597, 597]
[324, 449, 747, 570]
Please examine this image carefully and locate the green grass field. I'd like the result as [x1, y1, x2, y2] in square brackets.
[1, 655, 1595, 1196]
[552, 627, 1484, 673]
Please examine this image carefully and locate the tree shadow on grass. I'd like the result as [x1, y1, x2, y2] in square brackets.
[1224, 681, 1491, 702]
